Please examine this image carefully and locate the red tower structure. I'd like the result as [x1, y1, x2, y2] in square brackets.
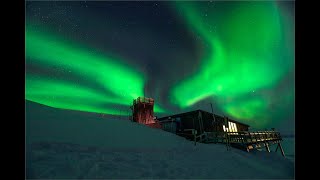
[131, 97, 161, 128]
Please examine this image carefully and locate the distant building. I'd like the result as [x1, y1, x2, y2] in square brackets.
[131, 97, 161, 128]
[130, 100, 284, 156]
[157, 109, 249, 135]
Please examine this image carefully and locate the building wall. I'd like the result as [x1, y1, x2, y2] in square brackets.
[158, 110, 249, 134]
[180, 114, 199, 133]
[236, 123, 249, 131]
[161, 121, 176, 133]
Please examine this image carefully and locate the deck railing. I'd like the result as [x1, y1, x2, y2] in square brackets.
[178, 130, 282, 147]
[174, 128, 285, 156]
[225, 131, 282, 144]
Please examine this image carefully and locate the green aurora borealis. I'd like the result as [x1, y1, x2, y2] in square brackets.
[171, 1, 294, 128]
[26, 25, 165, 115]
[26, 1, 294, 129]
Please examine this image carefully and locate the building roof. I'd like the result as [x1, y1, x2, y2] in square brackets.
[158, 109, 250, 127]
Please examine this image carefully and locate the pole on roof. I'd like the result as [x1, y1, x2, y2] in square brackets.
[210, 103, 217, 132]
[210, 103, 216, 122]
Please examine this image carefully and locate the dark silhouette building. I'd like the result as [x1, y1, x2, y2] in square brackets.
[158, 109, 249, 135]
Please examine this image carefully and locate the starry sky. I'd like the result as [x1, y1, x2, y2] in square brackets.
[26, 1, 295, 133]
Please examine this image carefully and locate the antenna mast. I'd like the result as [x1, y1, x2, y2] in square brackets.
[210, 103, 216, 122]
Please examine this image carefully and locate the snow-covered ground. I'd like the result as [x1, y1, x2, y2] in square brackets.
[26, 101, 294, 179]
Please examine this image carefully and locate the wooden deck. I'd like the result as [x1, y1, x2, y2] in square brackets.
[177, 130, 286, 157]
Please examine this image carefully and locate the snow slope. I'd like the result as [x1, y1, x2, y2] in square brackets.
[26, 100, 294, 179]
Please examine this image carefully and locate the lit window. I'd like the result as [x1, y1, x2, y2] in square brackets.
[223, 125, 226, 132]
[227, 122, 238, 133]
[234, 123, 238, 132]
[229, 121, 236, 132]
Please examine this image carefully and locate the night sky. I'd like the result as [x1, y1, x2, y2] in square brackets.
[26, 1, 295, 133]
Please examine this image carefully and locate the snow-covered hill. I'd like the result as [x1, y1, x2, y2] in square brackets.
[26, 100, 294, 179]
